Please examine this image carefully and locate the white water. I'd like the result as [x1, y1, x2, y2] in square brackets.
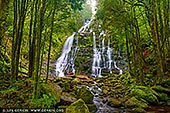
[55, 33, 77, 77]
[92, 32, 102, 77]
[56, 0, 97, 77]
[91, 32, 123, 77]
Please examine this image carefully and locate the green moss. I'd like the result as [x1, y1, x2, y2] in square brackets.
[86, 104, 97, 113]
[152, 85, 170, 94]
[162, 79, 170, 87]
[130, 85, 159, 104]
[108, 98, 122, 107]
[125, 97, 148, 108]
[41, 83, 62, 104]
[77, 86, 94, 104]
[66, 99, 90, 113]
[132, 107, 146, 113]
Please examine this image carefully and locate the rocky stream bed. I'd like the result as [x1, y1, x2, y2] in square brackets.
[42, 72, 170, 113]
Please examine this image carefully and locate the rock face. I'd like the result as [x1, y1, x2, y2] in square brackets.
[61, 92, 77, 103]
[77, 86, 94, 104]
[66, 99, 90, 113]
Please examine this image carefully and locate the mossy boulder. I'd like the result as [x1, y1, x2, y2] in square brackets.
[107, 98, 122, 107]
[157, 92, 169, 101]
[66, 99, 90, 113]
[61, 92, 77, 103]
[152, 85, 170, 94]
[125, 97, 148, 108]
[132, 107, 146, 113]
[87, 104, 97, 113]
[41, 83, 62, 104]
[162, 79, 170, 87]
[77, 86, 94, 104]
[130, 85, 158, 104]
[72, 78, 81, 85]
[101, 86, 110, 95]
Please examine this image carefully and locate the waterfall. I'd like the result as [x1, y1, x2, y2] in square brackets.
[106, 37, 113, 74]
[91, 33, 123, 77]
[55, 0, 124, 77]
[55, 33, 77, 77]
[92, 32, 102, 77]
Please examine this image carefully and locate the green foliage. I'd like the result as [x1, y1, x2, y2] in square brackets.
[80, 2, 92, 19]
[33, 93, 57, 108]
[0, 86, 17, 94]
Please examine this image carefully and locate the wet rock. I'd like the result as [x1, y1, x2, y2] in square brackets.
[59, 79, 72, 92]
[77, 86, 94, 104]
[61, 92, 77, 103]
[66, 99, 90, 113]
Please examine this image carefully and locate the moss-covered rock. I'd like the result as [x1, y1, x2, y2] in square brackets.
[125, 97, 148, 108]
[162, 79, 170, 87]
[107, 98, 122, 107]
[61, 92, 77, 103]
[77, 86, 94, 104]
[157, 92, 169, 101]
[66, 99, 90, 113]
[130, 85, 158, 104]
[132, 107, 146, 113]
[86, 104, 97, 113]
[72, 78, 81, 85]
[101, 86, 110, 95]
[41, 83, 62, 104]
[152, 85, 170, 94]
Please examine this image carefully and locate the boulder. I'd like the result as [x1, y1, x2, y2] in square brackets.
[130, 86, 158, 104]
[77, 86, 94, 104]
[66, 99, 90, 113]
[86, 104, 97, 113]
[125, 97, 148, 108]
[152, 85, 170, 94]
[107, 98, 122, 107]
[61, 92, 77, 103]
[132, 107, 146, 113]
[42, 83, 62, 103]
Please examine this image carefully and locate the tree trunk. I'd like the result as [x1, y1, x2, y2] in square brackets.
[46, 1, 56, 83]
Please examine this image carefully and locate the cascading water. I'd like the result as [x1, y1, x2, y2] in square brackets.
[91, 31, 123, 77]
[55, 0, 96, 77]
[55, 33, 77, 77]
